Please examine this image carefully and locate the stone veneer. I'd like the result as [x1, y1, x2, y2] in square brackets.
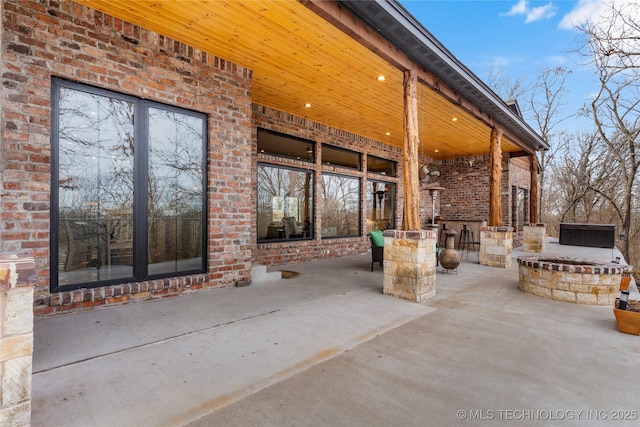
[0, 254, 36, 426]
[518, 256, 624, 305]
[523, 224, 547, 252]
[479, 226, 513, 268]
[382, 230, 437, 303]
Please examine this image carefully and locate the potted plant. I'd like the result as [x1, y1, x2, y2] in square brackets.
[614, 297, 640, 335]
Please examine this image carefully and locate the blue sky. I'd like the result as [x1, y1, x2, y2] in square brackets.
[399, 0, 606, 136]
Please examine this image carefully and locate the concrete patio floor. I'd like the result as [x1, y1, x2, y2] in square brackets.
[32, 239, 640, 426]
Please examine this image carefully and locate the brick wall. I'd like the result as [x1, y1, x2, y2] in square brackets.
[435, 154, 532, 248]
[438, 155, 491, 222]
[510, 157, 532, 190]
[1, 0, 253, 314]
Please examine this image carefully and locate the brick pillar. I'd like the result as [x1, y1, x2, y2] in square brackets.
[479, 226, 513, 268]
[382, 230, 437, 303]
[1, 255, 36, 427]
[523, 223, 546, 253]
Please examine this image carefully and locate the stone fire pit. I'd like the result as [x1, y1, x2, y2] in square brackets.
[517, 256, 625, 305]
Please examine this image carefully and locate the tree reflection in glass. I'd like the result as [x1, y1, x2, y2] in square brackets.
[57, 89, 134, 285]
[147, 107, 204, 274]
[321, 174, 360, 237]
[257, 165, 313, 240]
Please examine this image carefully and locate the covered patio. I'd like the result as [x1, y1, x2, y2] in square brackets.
[31, 241, 639, 426]
[0, 0, 546, 313]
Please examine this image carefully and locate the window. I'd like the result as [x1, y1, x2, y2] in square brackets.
[366, 181, 396, 234]
[52, 78, 206, 291]
[367, 155, 396, 176]
[321, 174, 361, 238]
[512, 187, 528, 232]
[257, 128, 314, 162]
[322, 144, 360, 170]
[257, 164, 314, 241]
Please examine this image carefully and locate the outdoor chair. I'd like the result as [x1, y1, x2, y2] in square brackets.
[370, 230, 384, 271]
[282, 217, 302, 239]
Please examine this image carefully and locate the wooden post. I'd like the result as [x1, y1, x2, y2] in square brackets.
[402, 68, 420, 231]
[489, 127, 503, 226]
[529, 153, 539, 224]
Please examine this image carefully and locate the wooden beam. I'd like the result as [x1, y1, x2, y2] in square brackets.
[402, 68, 421, 231]
[508, 150, 531, 158]
[529, 154, 539, 224]
[489, 127, 503, 226]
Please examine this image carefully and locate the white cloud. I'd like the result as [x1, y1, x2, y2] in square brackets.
[526, 4, 557, 23]
[559, 0, 640, 29]
[558, 0, 604, 29]
[504, 0, 557, 23]
[506, 0, 528, 15]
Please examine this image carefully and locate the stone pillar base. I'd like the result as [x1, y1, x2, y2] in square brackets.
[523, 223, 546, 252]
[479, 226, 513, 268]
[382, 230, 436, 303]
[1, 254, 36, 427]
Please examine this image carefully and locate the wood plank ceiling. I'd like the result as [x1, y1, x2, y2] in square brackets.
[75, 0, 523, 160]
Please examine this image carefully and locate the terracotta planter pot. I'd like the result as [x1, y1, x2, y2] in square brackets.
[620, 275, 632, 291]
[613, 308, 640, 335]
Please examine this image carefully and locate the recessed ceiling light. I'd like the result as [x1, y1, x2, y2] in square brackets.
[385, 132, 391, 136]
[377, 75, 386, 82]
[435, 149, 439, 153]
[304, 103, 312, 108]
[451, 117, 458, 122]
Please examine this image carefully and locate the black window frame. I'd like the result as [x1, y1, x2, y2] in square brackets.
[257, 128, 315, 162]
[365, 179, 396, 233]
[50, 77, 207, 292]
[367, 154, 396, 177]
[321, 144, 361, 170]
[320, 172, 362, 239]
[256, 162, 315, 242]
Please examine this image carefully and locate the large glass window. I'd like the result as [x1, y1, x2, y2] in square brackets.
[52, 78, 206, 291]
[257, 164, 313, 240]
[365, 181, 396, 234]
[321, 174, 360, 238]
[147, 108, 205, 275]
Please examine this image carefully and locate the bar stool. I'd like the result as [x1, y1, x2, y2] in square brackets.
[459, 224, 479, 261]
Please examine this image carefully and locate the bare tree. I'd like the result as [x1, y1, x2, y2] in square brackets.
[554, 132, 608, 222]
[578, 0, 640, 261]
[484, 64, 571, 225]
[485, 65, 528, 103]
[529, 66, 572, 223]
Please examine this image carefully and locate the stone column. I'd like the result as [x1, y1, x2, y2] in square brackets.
[479, 226, 513, 268]
[523, 223, 546, 253]
[382, 229, 437, 302]
[1, 254, 36, 426]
